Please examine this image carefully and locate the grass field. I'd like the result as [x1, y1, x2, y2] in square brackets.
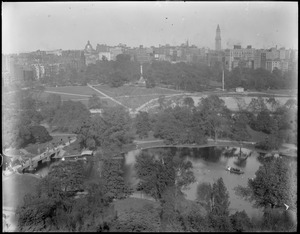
[115, 95, 161, 109]
[41, 86, 107, 107]
[45, 86, 103, 96]
[41, 85, 181, 110]
[93, 84, 182, 97]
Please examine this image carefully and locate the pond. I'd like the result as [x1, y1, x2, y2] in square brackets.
[122, 146, 264, 219]
[30, 145, 265, 218]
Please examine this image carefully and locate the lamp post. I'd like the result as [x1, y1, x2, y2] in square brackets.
[222, 67, 225, 92]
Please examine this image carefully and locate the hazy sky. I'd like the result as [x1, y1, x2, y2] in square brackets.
[2, 1, 298, 54]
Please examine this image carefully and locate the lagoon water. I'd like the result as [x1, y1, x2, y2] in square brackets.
[32, 145, 264, 218]
[123, 146, 264, 219]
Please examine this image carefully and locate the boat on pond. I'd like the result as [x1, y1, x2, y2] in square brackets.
[226, 166, 244, 174]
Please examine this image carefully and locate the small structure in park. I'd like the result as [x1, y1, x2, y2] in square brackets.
[81, 150, 94, 156]
[89, 108, 102, 115]
[236, 87, 244, 93]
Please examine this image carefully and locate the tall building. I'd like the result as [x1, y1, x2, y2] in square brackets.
[215, 24, 222, 51]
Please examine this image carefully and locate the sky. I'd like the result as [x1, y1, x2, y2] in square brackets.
[2, 1, 298, 54]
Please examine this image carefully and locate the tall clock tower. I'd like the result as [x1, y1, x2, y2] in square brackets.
[215, 24, 222, 51]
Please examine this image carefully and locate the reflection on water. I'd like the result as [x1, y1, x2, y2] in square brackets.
[123, 146, 264, 218]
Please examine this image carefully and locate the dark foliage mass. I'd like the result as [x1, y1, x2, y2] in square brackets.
[135, 111, 151, 139]
[74, 106, 134, 153]
[51, 100, 91, 132]
[40, 57, 296, 92]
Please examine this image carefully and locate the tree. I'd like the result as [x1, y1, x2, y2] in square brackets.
[135, 151, 174, 200]
[74, 106, 134, 154]
[247, 97, 267, 113]
[249, 157, 294, 209]
[260, 206, 297, 231]
[112, 204, 160, 232]
[207, 213, 233, 232]
[159, 186, 185, 232]
[51, 100, 90, 132]
[88, 94, 103, 109]
[157, 95, 167, 110]
[16, 193, 56, 232]
[16, 164, 117, 232]
[230, 210, 253, 232]
[198, 95, 231, 141]
[211, 178, 230, 216]
[153, 108, 182, 144]
[109, 70, 126, 87]
[230, 112, 251, 142]
[16, 125, 33, 148]
[135, 111, 151, 139]
[145, 70, 156, 88]
[235, 157, 296, 213]
[284, 98, 297, 110]
[255, 110, 278, 134]
[196, 182, 213, 211]
[29, 125, 53, 143]
[40, 94, 62, 122]
[266, 96, 280, 112]
[42, 161, 86, 196]
[196, 178, 233, 231]
[183, 96, 194, 108]
[100, 106, 134, 153]
[135, 149, 195, 201]
[101, 158, 132, 200]
[153, 106, 207, 145]
[74, 118, 97, 150]
[255, 134, 282, 151]
[179, 200, 209, 232]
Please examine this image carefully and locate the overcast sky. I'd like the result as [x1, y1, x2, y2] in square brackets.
[2, 1, 298, 54]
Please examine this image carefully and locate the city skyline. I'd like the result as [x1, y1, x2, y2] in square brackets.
[2, 1, 298, 54]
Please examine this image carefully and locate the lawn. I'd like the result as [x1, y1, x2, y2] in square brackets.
[93, 85, 183, 97]
[45, 86, 103, 96]
[40, 85, 111, 107]
[92, 85, 183, 110]
[40, 85, 184, 110]
[115, 95, 161, 110]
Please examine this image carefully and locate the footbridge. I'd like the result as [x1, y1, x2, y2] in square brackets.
[113, 139, 297, 159]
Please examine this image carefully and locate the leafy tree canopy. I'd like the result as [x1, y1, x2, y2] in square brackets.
[51, 100, 90, 132]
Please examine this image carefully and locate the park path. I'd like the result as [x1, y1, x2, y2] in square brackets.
[45, 90, 93, 97]
[135, 93, 184, 112]
[87, 83, 129, 109]
[134, 139, 164, 144]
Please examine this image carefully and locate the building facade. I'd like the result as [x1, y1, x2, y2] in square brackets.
[84, 41, 98, 65]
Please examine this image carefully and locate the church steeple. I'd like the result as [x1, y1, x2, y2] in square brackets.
[215, 24, 221, 51]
